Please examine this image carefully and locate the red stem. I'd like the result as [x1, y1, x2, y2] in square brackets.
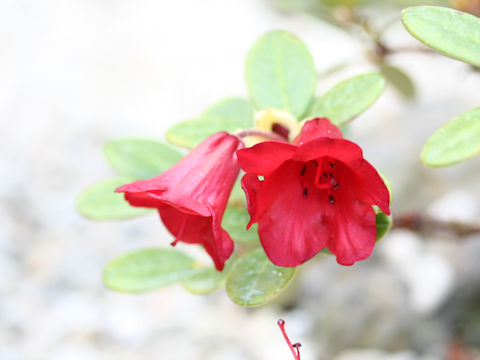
[278, 319, 300, 360]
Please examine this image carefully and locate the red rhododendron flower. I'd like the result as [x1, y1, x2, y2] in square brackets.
[237, 118, 390, 267]
[116, 132, 244, 270]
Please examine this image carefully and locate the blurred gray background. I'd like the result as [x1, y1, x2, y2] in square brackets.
[1, 0, 480, 359]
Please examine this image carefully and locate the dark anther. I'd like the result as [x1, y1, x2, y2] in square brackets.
[277, 319, 285, 326]
[334, 184, 339, 190]
[329, 172, 334, 178]
[314, 160, 319, 167]
[329, 161, 335, 169]
[329, 195, 335, 204]
[303, 188, 308, 198]
[300, 166, 306, 176]
[323, 171, 328, 178]
[293, 343, 302, 348]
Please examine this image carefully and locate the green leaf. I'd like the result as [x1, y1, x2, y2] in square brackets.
[378, 171, 394, 204]
[228, 178, 246, 207]
[104, 139, 183, 180]
[245, 31, 317, 118]
[166, 98, 254, 148]
[375, 172, 393, 241]
[182, 256, 236, 295]
[375, 212, 393, 242]
[380, 64, 415, 99]
[103, 248, 198, 293]
[76, 177, 151, 220]
[402, 6, 480, 67]
[226, 249, 296, 306]
[222, 206, 259, 243]
[182, 267, 227, 294]
[421, 107, 480, 166]
[308, 73, 386, 126]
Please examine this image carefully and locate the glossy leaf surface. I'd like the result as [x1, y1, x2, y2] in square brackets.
[421, 107, 480, 166]
[104, 248, 197, 293]
[226, 249, 296, 306]
[245, 31, 317, 118]
[402, 6, 480, 67]
[166, 98, 254, 148]
[182, 267, 227, 294]
[309, 73, 385, 126]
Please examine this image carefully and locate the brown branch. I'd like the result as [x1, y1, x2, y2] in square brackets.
[392, 213, 480, 238]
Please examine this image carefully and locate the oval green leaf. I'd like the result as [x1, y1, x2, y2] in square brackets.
[76, 177, 151, 220]
[222, 206, 259, 243]
[104, 139, 183, 180]
[226, 248, 296, 306]
[245, 31, 317, 118]
[182, 267, 227, 294]
[402, 6, 480, 67]
[166, 98, 254, 148]
[308, 73, 386, 126]
[104, 248, 198, 293]
[421, 107, 480, 167]
[381, 64, 415, 99]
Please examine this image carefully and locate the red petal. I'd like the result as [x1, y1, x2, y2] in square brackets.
[158, 204, 234, 271]
[343, 158, 391, 215]
[117, 131, 243, 217]
[236, 141, 297, 175]
[116, 132, 242, 270]
[120, 189, 165, 208]
[293, 137, 363, 164]
[323, 161, 380, 265]
[241, 173, 262, 229]
[292, 117, 343, 145]
[254, 160, 330, 267]
[325, 191, 377, 266]
[294, 137, 390, 214]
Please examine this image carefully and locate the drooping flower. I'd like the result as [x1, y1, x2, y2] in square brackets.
[237, 118, 390, 267]
[116, 132, 244, 270]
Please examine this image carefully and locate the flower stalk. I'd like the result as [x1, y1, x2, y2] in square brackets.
[278, 319, 301, 360]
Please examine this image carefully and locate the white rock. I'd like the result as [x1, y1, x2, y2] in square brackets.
[427, 189, 479, 222]
[380, 230, 455, 314]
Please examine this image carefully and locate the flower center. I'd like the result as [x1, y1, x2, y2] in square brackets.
[300, 158, 338, 204]
[314, 159, 338, 191]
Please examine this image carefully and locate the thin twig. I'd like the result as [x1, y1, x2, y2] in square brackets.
[393, 213, 480, 238]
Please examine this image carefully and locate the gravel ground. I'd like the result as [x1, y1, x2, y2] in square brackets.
[2, 1, 480, 359]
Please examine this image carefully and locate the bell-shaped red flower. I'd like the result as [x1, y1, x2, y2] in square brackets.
[116, 132, 244, 270]
[237, 118, 390, 267]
